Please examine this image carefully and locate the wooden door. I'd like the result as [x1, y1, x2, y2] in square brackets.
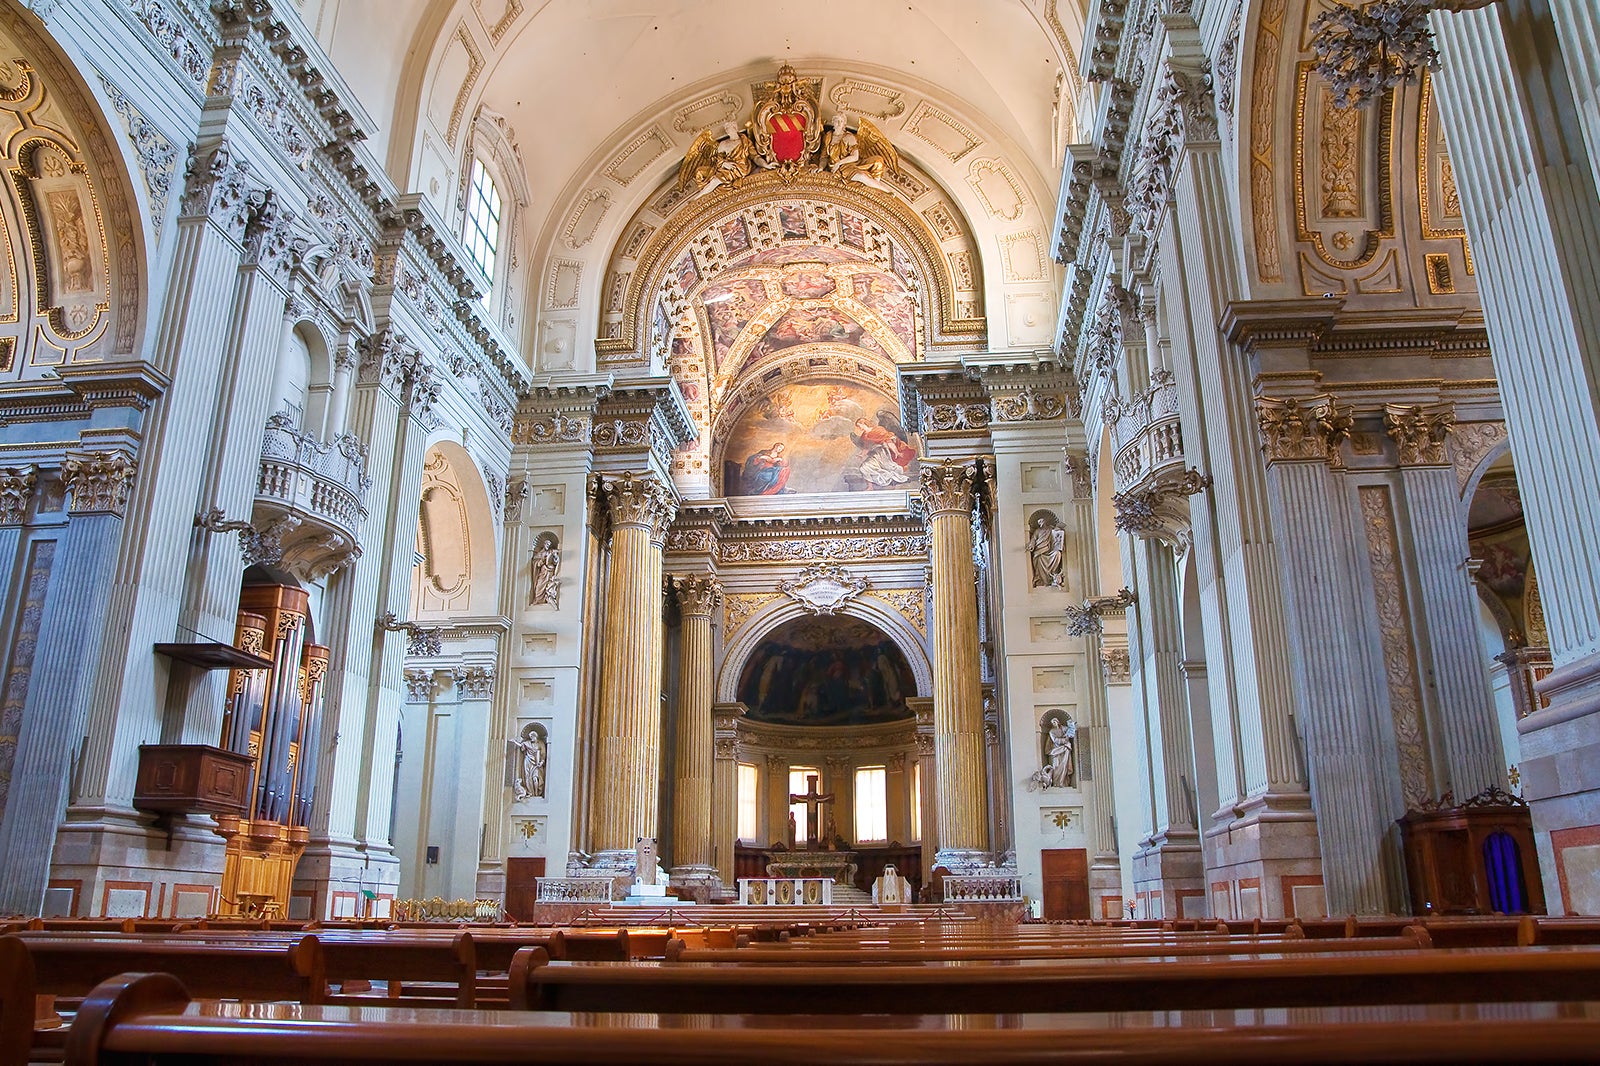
[504, 857, 545, 922]
[1041, 848, 1090, 920]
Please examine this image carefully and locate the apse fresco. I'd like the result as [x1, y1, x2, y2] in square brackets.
[722, 379, 918, 495]
[738, 616, 916, 728]
[702, 279, 770, 362]
[781, 268, 836, 299]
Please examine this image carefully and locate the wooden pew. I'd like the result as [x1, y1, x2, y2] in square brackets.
[0, 937, 33, 1066]
[17, 933, 326, 1005]
[319, 931, 479, 1008]
[61, 971, 1600, 1065]
[512, 946, 1600, 1014]
[664, 929, 1434, 963]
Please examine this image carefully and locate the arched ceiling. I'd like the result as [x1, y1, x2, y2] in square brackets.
[299, 0, 1084, 362]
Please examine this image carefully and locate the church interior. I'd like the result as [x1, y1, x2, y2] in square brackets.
[2, 0, 1600, 1058]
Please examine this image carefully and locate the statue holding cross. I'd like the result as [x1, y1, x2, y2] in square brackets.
[788, 773, 835, 847]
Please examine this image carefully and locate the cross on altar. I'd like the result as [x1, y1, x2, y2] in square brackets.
[788, 773, 834, 846]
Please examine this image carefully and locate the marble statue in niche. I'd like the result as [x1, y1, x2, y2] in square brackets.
[511, 722, 547, 800]
[528, 532, 560, 607]
[1028, 509, 1065, 588]
[1028, 711, 1076, 790]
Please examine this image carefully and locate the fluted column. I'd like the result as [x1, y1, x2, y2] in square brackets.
[1385, 404, 1506, 796]
[589, 473, 676, 869]
[921, 458, 990, 869]
[1430, 2, 1600, 912]
[711, 703, 746, 886]
[1256, 395, 1399, 915]
[671, 574, 722, 887]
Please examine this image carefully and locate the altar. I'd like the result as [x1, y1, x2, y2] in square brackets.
[766, 849, 858, 887]
[739, 876, 834, 905]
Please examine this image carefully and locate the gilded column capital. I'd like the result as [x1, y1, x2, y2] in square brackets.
[919, 458, 980, 517]
[62, 451, 137, 517]
[1256, 394, 1353, 465]
[1384, 402, 1455, 466]
[673, 573, 724, 617]
[599, 471, 677, 543]
[0, 466, 37, 526]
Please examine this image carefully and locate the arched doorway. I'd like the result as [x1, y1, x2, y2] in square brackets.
[728, 614, 923, 900]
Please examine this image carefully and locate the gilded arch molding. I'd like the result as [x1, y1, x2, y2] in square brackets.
[597, 169, 986, 365]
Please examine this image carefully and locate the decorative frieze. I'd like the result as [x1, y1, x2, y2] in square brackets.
[1384, 402, 1455, 466]
[923, 402, 991, 433]
[665, 527, 715, 554]
[512, 411, 590, 445]
[0, 467, 37, 525]
[992, 385, 1068, 422]
[1256, 394, 1354, 464]
[718, 533, 929, 564]
[62, 452, 137, 516]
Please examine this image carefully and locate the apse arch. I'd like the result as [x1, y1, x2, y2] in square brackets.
[717, 595, 932, 706]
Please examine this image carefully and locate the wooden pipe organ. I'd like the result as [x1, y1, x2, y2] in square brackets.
[214, 582, 330, 917]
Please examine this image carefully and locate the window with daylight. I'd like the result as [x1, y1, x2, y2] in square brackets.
[910, 761, 922, 841]
[736, 762, 759, 842]
[788, 767, 819, 845]
[463, 159, 502, 288]
[855, 765, 888, 844]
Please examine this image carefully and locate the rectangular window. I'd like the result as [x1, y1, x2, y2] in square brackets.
[736, 763, 759, 842]
[463, 159, 502, 293]
[855, 765, 888, 844]
[788, 767, 819, 846]
[910, 761, 922, 841]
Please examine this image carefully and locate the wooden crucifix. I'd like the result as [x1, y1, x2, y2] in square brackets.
[788, 773, 834, 847]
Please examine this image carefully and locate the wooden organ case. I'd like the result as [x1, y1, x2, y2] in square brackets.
[213, 581, 330, 917]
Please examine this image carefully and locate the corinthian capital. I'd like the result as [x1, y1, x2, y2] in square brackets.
[919, 458, 980, 517]
[0, 466, 37, 525]
[62, 451, 137, 516]
[673, 573, 724, 617]
[1256, 395, 1353, 465]
[180, 138, 250, 232]
[1384, 402, 1455, 466]
[600, 472, 677, 543]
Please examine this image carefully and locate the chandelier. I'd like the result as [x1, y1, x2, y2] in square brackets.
[1310, 0, 1500, 109]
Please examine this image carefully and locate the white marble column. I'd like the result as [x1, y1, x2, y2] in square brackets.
[1385, 404, 1506, 797]
[1254, 394, 1399, 915]
[1430, 1, 1600, 912]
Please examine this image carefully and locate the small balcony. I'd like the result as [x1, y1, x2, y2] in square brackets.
[251, 414, 370, 581]
[1110, 370, 1185, 495]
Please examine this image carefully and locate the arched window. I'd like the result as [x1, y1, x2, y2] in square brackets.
[462, 158, 502, 293]
[274, 327, 313, 428]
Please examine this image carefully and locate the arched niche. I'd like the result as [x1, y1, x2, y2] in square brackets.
[718, 596, 932, 706]
[0, 8, 148, 375]
[411, 440, 499, 619]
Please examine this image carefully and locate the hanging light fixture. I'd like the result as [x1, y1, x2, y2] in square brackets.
[1310, 0, 1500, 109]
